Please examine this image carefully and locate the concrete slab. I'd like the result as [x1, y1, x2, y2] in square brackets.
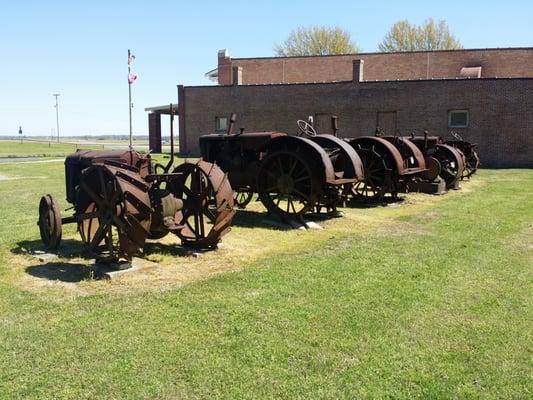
[305, 221, 324, 230]
[411, 179, 447, 195]
[90, 257, 159, 279]
[261, 217, 323, 231]
[29, 250, 59, 263]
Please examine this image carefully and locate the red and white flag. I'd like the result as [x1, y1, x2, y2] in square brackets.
[128, 49, 137, 84]
[128, 50, 136, 66]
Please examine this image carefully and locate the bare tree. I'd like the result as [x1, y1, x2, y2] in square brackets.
[275, 26, 359, 56]
[379, 18, 462, 52]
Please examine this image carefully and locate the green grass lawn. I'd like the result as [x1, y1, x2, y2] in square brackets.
[0, 158, 531, 399]
[0, 140, 166, 158]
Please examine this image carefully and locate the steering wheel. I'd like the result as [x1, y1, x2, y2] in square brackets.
[297, 120, 317, 137]
[451, 130, 463, 141]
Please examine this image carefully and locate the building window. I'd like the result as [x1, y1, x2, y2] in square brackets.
[448, 110, 469, 128]
[215, 116, 228, 132]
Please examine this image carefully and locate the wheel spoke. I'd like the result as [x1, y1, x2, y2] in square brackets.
[198, 211, 205, 238]
[80, 182, 104, 208]
[106, 224, 113, 253]
[277, 157, 285, 174]
[98, 168, 108, 202]
[204, 207, 217, 222]
[288, 158, 298, 175]
[264, 185, 278, 192]
[293, 176, 310, 184]
[289, 197, 297, 214]
[90, 221, 107, 249]
[77, 210, 100, 220]
[292, 189, 308, 201]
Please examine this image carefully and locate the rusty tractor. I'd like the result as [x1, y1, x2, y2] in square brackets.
[199, 118, 363, 221]
[38, 107, 235, 262]
[343, 134, 426, 200]
[446, 131, 480, 179]
[299, 118, 426, 201]
[407, 132, 466, 189]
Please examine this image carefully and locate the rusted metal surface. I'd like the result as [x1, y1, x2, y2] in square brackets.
[343, 136, 424, 200]
[39, 106, 235, 262]
[380, 136, 427, 172]
[199, 119, 362, 220]
[38, 194, 62, 250]
[309, 134, 364, 182]
[170, 160, 235, 248]
[408, 135, 465, 189]
[39, 152, 235, 261]
[446, 132, 480, 179]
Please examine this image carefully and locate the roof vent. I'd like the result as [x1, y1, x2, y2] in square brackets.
[460, 66, 482, 78]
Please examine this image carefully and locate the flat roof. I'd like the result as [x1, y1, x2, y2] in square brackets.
[144, 105, 179, 114]
[231, 47, 533, 61]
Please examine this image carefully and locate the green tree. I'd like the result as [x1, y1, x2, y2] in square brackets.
[275, 26, 359, 56]
[378, 18, 462, 52]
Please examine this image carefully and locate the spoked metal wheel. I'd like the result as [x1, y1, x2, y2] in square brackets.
[234, 187, 254, 209]
[75, 164, 152, 261]
[463, 150, 480, 179]
[432, 145, 464, 188]
[170, 161, 235, 248]
[38, 194, 62, 250]
[350, 146, 388, 201]
[257, 151, 320, 220]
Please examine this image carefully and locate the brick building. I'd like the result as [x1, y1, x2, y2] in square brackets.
[146, 48, 533, 167]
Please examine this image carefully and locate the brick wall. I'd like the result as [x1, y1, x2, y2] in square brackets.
[181, 78, 533, 167]
[218, 48, 533, 85]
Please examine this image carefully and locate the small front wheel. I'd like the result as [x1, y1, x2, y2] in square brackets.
[38, 194, 62, 250]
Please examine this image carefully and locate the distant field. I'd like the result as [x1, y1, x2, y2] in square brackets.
[0, 154, 531, 398]
[0, 139, 171, 158]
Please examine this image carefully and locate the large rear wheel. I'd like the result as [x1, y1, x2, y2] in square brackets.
[350, 146, 388, 201]
[257, 151, 320, 220]
[169, 161, 235, 248]
[463, 150, 480, 179]
[76, 164, 152, 261]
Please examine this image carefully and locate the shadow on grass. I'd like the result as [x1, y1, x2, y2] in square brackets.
[25, 262, 98, 282]
[231, 209, 280, 229]
[12, 239, 93, 260]
[344, 195, 406, 209]
[231, 207, 357, 229]
[142, 241, 211, 258]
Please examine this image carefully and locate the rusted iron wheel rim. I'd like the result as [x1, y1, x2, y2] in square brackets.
[76, 165, 152, 261]
[234, 187, 254, 209]
[351, 147, 388, 200]
[463, 151, 480, 179]
[38, 194, 62, 250]
[170, 161, 235, 248]
[257, 151, 320, 219]
[431, 145, 463, 187]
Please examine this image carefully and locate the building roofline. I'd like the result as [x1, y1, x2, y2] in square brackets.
[180, 76, 533, 90]
[230, 46, 533, 61]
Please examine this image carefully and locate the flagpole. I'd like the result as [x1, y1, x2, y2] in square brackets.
[128, 49, 133, 149]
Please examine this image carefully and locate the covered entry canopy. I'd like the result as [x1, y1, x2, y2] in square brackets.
[144, 104, 179, 115]
[144, 104, 181, 153]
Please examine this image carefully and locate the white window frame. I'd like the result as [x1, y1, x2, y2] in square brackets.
[215, 116, 228, 132]
[448, 110, 469, 128]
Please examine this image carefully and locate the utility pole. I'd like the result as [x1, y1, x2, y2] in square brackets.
[53, 93, 60, 142]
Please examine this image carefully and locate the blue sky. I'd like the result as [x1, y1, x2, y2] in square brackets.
[1, 0, 532, 136]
